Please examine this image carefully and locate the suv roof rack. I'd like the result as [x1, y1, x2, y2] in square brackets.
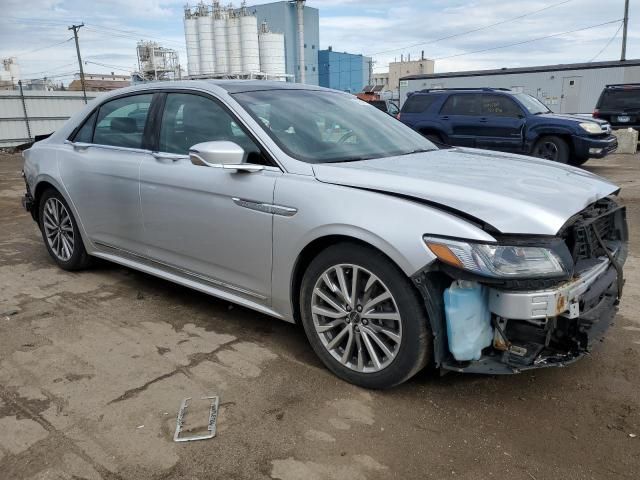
[416, 87, 512, 93]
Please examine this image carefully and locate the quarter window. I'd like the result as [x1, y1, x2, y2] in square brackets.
[401, 94, 437, 113]
[93, 94, 152, 149]
[158, 93, 265, 164]
[440, 94, 481, 115]
[72, 110, 98, 143]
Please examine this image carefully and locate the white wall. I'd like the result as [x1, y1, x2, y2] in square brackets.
[0, 91, 100, 148]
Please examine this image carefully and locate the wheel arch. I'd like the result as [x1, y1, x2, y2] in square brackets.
[289, 234, 412, 324]
[527, 129, 576, 158]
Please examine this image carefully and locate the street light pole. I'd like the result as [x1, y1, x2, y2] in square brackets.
[621, 0, 629, 61]
[68, 23, 87, 103]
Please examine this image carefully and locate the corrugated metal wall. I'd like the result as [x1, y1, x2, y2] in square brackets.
[400, 64, 640, 113]
[0, 90, 99, 148]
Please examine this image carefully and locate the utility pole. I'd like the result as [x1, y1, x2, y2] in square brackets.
[621, 0, 629, 61]
[68, 23, 87, 103]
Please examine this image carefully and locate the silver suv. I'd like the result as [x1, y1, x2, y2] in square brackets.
[22, 81, 627, 388]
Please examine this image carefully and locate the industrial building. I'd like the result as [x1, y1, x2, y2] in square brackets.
[249, 1, 319, 84]
[135, 41, 181, 81]
[399, 59, 640, 113]
[0, 57, 20, 90]
[318, 47, 371, 93]
[68, 73, 131, 92]
[371, 54, 435, 100]
[183, 0, 317, 83]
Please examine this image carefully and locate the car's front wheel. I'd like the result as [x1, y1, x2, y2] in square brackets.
[38, 188, 91, 271]
[300, 243, 431, 389]
[532, 135, 569, 163]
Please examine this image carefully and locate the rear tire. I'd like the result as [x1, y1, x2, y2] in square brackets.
[300, 243, 431, 389]
[422, 132, 444, 145]
[569, 157, 589, 167]
[38, 189, 91, 271]
[532, 136, 569, 163]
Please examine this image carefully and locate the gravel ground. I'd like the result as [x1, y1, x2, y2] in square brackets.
[0, 151, 638, 480]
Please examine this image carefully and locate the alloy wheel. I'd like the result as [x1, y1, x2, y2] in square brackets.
[535, 141, 559, 161]
[311, 264, 403, 373]
[42, 197, 75, 262]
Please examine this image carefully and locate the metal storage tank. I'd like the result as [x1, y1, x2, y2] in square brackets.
[240, 12, 260, 73]
[259, 23, 285, 79]
[226, 13, 243, 74]
[197, 10, 215, 75]
[213, 7, 229, 74]
[183, 10, 200, 76]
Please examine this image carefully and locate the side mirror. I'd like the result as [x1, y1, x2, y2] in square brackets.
[189, 141, 264, 172]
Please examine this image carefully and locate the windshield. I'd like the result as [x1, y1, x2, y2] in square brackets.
[233, 90, 436, 163]
[514, 93, 551, 114]
[598, 89, 640, 111]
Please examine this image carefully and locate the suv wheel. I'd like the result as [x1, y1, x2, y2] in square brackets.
[532, 136, 569, 163]
[39, 189, 91, 271]
[300, 243, 431, 389]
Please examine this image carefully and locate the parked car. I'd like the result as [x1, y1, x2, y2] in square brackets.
[593, 83, 640, 130]
[22, 81, 627, 388]
[398, 87, 617, 166]
[367, 99, 399, 116]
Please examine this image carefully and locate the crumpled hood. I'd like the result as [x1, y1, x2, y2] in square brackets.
[312, 147, 619, 235]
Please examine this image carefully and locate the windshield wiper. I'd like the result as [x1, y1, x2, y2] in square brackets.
[398, 148, 435, 156]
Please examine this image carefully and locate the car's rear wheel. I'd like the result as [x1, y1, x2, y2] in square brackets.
[39, 189, 91, 271]
[300, 243, 431, 389]
[569, 157, 589, 167]
[532, 136, 569, 163]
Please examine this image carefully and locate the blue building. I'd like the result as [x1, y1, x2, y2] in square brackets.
[249, 1, 319, 85]
[318, 48, 371, 93]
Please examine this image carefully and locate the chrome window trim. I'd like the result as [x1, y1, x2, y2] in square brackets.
[93, 241, 267, 300]
[64, 139, 152, 155]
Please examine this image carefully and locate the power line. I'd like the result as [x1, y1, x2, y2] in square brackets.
[365, 0, 574, 57]
[589, 22, 624, 62]
[7, 37, 73, 58]
[84, 60, 134, 73]
[432, 18, 623, 61]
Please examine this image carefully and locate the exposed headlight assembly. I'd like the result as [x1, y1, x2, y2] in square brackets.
[424, 236, 568, 278]
[579, 122, 603, 135]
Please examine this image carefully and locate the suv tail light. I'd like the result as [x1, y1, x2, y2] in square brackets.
[396, 113, 402, 120]
[593, 109, 599, 118]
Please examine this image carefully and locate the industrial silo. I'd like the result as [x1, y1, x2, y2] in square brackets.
[213, 4, 229, 74]
[197, 6, 215, 75]
[258, 23, 285, 79]
[239, 9, 260, 73]
[226, 12, 243, 74]
[183, 8, 200, 76]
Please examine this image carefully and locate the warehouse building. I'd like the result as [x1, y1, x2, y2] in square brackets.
[399, 59, 640, 113]
[318, 47, 371, 92]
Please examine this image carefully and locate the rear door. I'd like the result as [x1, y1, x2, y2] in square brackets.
[60, 93, 155, 254]
[438, 94, 481, 147]
[138, 91, 280, 302]
[474, 94, 526, 152]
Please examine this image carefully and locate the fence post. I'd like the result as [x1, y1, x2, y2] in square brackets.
[18, 80, 32, 142]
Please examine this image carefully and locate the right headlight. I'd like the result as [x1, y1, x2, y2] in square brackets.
[423, 236, 568, 278]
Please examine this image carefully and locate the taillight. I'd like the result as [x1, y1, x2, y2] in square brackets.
[593, 109, 599, 118]
[396, 113, 402, 120]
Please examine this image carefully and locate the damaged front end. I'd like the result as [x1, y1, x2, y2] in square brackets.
[414, 198, 628, 375]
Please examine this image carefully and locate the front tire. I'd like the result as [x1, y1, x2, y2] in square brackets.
[300, 243, 431, 389]
[532, 135, 569, 163]
[38, 189, 91, 271]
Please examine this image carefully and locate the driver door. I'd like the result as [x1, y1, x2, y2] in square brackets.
[139, 92, 280, 302]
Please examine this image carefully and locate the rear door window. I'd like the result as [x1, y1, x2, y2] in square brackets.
[93, 94, 153, 149]
[401, 95, 437, 113]
[440, 94, 481, 115]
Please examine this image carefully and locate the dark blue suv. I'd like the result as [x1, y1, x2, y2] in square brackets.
[398, 88, 618, 166]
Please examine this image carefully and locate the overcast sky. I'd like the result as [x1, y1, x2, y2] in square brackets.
[0, 0, 637, 83]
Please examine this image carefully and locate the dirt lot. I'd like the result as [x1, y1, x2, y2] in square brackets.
[0, 151, 639, 480]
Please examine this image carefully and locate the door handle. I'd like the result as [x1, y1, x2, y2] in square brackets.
[479, 118, 488, 123]
[152, 152, 185, 162]
[440, 116, 450, 120]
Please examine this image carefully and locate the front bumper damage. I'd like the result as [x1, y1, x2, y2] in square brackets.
[413, 201, 627, 375]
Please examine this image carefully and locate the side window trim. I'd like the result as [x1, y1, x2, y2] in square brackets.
[144, 92, 167, 152]
[69, 108, 98, 142]
[153, 89, 279, 169]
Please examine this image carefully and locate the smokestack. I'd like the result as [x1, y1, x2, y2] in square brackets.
[296, 0, 305, 83]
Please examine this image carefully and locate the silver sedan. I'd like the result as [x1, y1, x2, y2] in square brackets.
[22, 81, 627, 388]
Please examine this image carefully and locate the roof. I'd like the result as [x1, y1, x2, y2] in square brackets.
[401, 59, 640, 81]
[68, 79, 130, 92]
